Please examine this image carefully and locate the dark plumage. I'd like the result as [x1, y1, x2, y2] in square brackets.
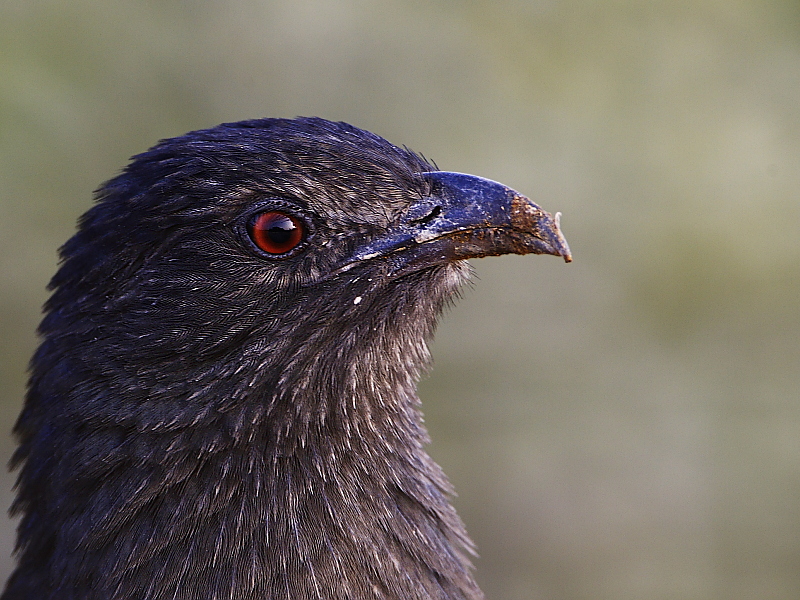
[3, 117, 571, 600]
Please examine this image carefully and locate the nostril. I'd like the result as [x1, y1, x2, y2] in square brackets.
[411, 205, 441, 226]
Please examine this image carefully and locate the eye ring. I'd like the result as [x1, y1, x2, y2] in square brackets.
[246, 210, 308, 257]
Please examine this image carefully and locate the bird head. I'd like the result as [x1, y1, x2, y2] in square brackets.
[36, 117, 571, 444]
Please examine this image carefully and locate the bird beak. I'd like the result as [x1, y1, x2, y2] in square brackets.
[335, 171, 571, 277]
[416, 171, 572, 263]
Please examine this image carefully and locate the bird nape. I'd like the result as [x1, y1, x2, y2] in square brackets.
[3, 117, 571, 600]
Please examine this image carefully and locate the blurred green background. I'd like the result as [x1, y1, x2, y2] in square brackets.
[2, 1, 799, 598]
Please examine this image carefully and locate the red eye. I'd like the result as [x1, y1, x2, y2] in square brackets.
[248, 211, 306, 255]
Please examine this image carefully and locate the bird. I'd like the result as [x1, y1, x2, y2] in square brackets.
[3, 117, 571, 600]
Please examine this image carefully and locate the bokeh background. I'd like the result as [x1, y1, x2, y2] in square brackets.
[2, 1, 799, 598]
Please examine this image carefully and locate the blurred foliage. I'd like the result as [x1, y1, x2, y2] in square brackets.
[2, 1, 800, 598]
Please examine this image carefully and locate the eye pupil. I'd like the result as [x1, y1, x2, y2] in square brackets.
[248, 211, 306, 255]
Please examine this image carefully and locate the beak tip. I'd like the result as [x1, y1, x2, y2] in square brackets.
[552, 212, 573, 263]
